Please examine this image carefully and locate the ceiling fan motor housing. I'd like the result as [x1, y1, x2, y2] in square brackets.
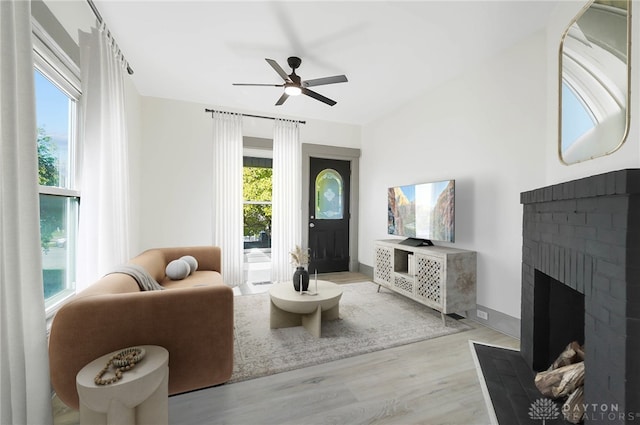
[287, 56, 302, 70]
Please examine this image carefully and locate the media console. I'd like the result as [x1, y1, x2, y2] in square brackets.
[373, 239, 477, 325]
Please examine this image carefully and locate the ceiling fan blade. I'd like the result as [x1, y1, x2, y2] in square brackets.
[265, 59, 290, 81]
[303, 75, 348, 87]
[232, 83, 284, 87]
[275, 92, 289, 106]
[301, 87, 337, 106]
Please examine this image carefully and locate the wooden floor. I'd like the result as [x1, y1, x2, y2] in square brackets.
[53, 272, 520, 425]
[167, 321, 518, 425]
[318, 271, 371, 284]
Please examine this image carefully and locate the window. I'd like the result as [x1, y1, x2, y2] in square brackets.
[34, 33, 81, 314]
[315, 168, 343, 219]
[243, 157, 272, 250]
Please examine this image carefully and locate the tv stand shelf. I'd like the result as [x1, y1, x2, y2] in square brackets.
[373, 239, 477, 325]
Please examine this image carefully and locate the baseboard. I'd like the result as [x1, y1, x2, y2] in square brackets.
[358, 262, 374, 278]
[470, 305, 520, 339]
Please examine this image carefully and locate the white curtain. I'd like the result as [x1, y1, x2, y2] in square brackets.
[76, 24, 131, 291]
[212, 112, 244, 287]
[271, 119, 301, 283]
[0, 1, 54, 423]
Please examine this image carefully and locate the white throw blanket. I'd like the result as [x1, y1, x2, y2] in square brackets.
[108, 264, 165, 291]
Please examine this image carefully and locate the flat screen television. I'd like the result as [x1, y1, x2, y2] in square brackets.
[387, 179, 455, 244]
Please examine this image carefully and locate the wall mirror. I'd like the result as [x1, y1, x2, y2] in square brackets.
[559, 0, 631, 164]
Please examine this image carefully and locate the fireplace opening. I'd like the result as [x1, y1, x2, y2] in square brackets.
[533, 270, 585, 372]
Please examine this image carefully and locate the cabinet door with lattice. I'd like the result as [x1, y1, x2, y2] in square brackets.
[373, 246, 393, 287]
[415, 253, 444, 310]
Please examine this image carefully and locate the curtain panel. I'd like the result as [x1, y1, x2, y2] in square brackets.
[271, 119, 301, 283]
[0, 1, 54, 423]
[76, 24, 131, 291]
[212, 112, 244, 287]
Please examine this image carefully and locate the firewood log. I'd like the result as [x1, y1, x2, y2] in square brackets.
[535, 361, 584, 398]
[548, 341, 585, 371]
[563, 386, 585, 424]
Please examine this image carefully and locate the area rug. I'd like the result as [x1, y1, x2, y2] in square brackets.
[230, 281, 471, 383]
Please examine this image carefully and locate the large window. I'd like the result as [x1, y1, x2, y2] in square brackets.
[34, 38, 81, 313]
[243, 157, 272, 250]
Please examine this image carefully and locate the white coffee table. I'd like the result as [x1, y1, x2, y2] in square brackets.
[269, 280, 343, 337]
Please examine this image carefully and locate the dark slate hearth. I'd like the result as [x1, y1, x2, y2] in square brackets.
[520, 169, 640, 424]
[473, 343, 569, 425]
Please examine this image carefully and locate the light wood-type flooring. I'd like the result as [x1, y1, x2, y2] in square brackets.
[53, 272, 519, 425]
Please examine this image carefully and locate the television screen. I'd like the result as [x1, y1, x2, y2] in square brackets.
[387, 180, 455, 243]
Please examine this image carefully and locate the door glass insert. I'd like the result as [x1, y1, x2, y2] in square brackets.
[315, 168, 343, 219]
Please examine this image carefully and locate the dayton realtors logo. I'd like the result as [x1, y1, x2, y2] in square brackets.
[529, 398, 639, 423]
[564, 402, 637, 422]
[528, 398, 561, 424]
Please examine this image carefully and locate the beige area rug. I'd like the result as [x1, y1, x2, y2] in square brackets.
[230, 281, 471, 383]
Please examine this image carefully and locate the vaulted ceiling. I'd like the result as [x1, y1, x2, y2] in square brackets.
[93, 1, 559, 125]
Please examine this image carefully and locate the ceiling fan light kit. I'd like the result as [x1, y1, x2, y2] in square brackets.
[233, 56, 348, 106]
[284, 84, 302, 96]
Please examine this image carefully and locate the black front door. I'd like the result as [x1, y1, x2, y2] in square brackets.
[308, 157, 350, 273]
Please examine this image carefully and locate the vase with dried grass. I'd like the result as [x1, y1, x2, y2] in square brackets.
[290, 245, 310, 291]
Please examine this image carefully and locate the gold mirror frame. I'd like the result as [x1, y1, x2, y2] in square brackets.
[558, 0, 631, 165]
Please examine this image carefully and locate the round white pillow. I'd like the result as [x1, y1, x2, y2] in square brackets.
[180, 255, 198, 275]
[166, 259, 191, 280]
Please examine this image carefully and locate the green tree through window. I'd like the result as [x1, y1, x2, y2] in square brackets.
[37, 127, 63, 251]
[243, 163, 272, 247]
[37, 127, 59, 186]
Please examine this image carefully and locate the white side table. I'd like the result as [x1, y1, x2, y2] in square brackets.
[76, 345, 169, 425]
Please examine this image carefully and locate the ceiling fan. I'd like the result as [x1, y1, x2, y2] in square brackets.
[233, 56, 348, 106]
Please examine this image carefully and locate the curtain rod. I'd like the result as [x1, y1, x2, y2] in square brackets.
[205, 109, 306, 125]
[86, 0, 134, 75]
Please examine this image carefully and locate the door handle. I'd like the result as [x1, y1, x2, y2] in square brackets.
[309, 223, 315, 228]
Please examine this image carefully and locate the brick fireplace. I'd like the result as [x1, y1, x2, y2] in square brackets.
[521, 169, 640, 422]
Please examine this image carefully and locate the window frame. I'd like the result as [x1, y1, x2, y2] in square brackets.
[32, 19, 82, 317]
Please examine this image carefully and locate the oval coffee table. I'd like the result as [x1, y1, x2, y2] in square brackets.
[269, 280, 343, 338]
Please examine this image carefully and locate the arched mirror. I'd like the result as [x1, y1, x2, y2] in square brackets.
[559, 0, 631, 164]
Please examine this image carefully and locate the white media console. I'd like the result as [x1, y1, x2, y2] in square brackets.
[373, 239, 477, 325]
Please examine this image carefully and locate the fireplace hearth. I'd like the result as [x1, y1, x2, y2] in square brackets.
[521, 169, 640, 423]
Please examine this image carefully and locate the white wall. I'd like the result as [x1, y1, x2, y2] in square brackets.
[359, 32, 548, 319]
[360, 1, 640, 322]
[124, 77, 143, 255]
[138, 96, 361, 250]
